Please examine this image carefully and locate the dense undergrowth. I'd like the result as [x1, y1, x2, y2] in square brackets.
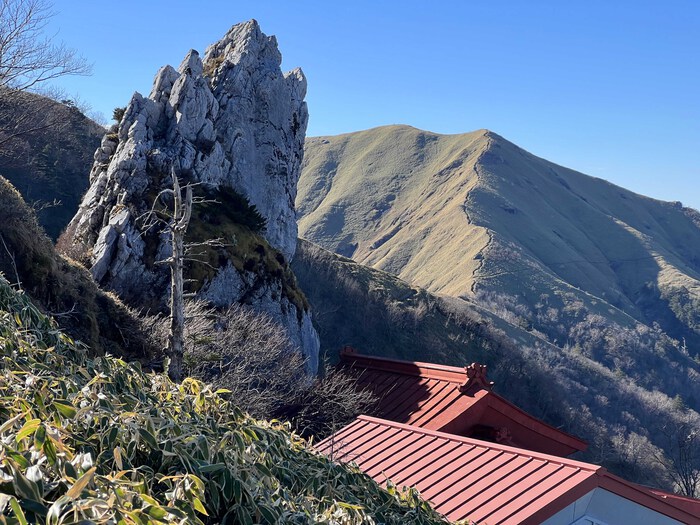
[0, 274, 446, 524]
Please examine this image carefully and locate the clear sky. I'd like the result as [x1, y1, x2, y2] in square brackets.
[49, 0, 699, 210]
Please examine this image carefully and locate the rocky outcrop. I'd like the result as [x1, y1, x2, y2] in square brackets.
[61, 20, 318, 372]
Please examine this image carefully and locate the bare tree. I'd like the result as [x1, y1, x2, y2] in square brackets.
[165, 174, 192, 381]
[141, 171, 192, 381]
[654, 416, 700, 497]
[0, 0, 90, 90]
[141, 169, 229, 381]
[0, 0, 91, 148]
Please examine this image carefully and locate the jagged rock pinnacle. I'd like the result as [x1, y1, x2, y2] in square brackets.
[62, 20, 317, 371]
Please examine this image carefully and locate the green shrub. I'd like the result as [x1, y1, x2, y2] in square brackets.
[0, 274, 446, 524]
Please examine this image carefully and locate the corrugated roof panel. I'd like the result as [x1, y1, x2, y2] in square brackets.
[336, 423, 401, 464]
[408, 382, 462, 427]
[424, 449, 525, 513]
[363, 431, 428, 477]
[466, 462, 577, 524]
[388, 440, 467, 487]
[381, 376, 435, 420]
[441, 455, 537, 520]
[317, 416, 598, 524]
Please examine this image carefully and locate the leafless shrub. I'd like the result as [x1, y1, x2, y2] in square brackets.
[286, 364, 376, 439]
[145, 300, 373, 436]
[182, 301, 308, 416]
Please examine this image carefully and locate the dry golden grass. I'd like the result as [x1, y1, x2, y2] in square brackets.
[299, 125, 492, 296]
[0, 176, 155, 359]
[299, 125, 700, 346]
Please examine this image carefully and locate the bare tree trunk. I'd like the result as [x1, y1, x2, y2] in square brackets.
[167, 173, 192, 381]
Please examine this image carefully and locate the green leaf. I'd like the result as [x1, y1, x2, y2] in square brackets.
[232, 479, 242, 503]
[6, 462, 41, 503]
[192, 497, 208, 515]
[198, 463, 226, 473]
[257, 504, 280, 523]
[236, 505, 254, 525]
[64, 461, 77, 479]
[138, 428, 158, 449]
[254, 462, 272, 478]
[18, 498, 47, 517]
[42, 437, 57, 466]
[15, 419, 41, 443]
[146, 505, 168, 520]
[9, 497, 28, 525]
[33, 424, 46, 450]
[106, 426, 118, 446]
[53, 400, 77, 419]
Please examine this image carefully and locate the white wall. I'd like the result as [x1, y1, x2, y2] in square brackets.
[541, 488, 683, 525]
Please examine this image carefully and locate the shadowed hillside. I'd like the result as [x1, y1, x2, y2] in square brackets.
[0, 176, 154, 359]
[294, 238, 700, 493]
[293, 239, 498, 365]
[0, 91, 104, 239]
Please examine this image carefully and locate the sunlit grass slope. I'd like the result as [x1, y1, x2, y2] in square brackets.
[299, 125, 700, 351]
[299, 125, 491, 295]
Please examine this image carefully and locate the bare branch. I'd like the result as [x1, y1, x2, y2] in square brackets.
[0, 0, 91, 92]
[0, 1, 92, 151]
[30, 197, 60, 213]
[0, 233, 21, 288]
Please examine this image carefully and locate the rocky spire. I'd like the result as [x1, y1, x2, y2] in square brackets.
[61, 20, 317, 371]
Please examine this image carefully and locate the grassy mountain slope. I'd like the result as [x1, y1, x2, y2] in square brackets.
[0, 91, 103, 240]
[299, 125, 700, 357]
[0, 273, 446, 524]
[300, 126, 489, 295]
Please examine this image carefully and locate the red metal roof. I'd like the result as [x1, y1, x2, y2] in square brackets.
[651, 488, 700, 516]
[316, 416, 700, 525]
[340, 348, 586, 456]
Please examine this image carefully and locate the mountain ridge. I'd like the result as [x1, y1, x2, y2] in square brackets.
[298, 124, 700, 355]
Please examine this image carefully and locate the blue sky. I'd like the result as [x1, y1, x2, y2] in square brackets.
[50, 1, 699, 210]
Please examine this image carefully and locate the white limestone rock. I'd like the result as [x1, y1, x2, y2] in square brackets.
[62, 20, 317, 371]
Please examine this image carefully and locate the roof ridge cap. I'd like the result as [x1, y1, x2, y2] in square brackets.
[340, 347, 469, 382]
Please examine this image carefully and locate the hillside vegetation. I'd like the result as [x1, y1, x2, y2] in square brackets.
[0, 176, 152, 358]
[293, 239, 494, 365]
[298, 127, 700, 495]
[293, 239, 700, 492]
[0, 91, 103, 240]
[0, 273, 447, 524]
